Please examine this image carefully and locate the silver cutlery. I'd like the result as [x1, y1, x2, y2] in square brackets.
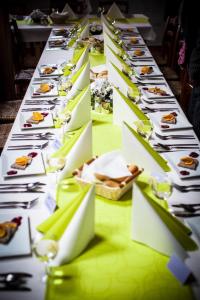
[172, 211, 200, 217]
[142, 98, 176, 104]
[24, 100, 59, 106]
[155, 132, 196, 140]
[154, 145, 199, 152]
[143, 106, 179, 113]
[21, 105, 55, 112]
[0, 198, 38, 209]
[172, 203, 200, 213]
[12, 132, 54, 139]
[7, 141, 49, 150]
[172, 183, 200, 192]
[156, 142, 199, 149]
[0, 182, 45, 188]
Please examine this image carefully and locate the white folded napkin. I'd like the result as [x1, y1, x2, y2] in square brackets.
[81, 150, 132, 182]
[106, 2, 125, 19]
[62, 3, 77, 19]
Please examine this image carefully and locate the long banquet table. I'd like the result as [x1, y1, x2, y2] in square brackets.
[1, 16, 200, 300]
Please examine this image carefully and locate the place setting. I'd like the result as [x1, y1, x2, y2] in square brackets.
[38, 64, 64, 77]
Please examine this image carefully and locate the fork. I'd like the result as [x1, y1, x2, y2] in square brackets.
[172, 203, 200, 212]
[7, 141, 49, 150]
[155, 132, 196, 140]
[172, 183, 200, 192]
[21, 105, 55, 112]
[0, 198, 38, 209]
[12, 132, 54, 138]
[143, 106, 179, 113]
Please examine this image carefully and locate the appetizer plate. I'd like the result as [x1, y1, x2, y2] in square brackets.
[123, 36, 145, 47]
[48, 37, 66, 48]
[149, 111, 193, 131]
[20, 112, 54, 130]
[38, 64, 63, 77]
[0, 214, 31, 258]
[31, 82, 58, 98]
[134, 65, 162, 78]
[1, 150, 45, 178]
[140, 84, 173, 99]
[128, 47, 152, 60]
[164, 150, 200, 179]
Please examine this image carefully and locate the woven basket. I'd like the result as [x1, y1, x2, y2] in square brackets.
[73, 158, 142, 201]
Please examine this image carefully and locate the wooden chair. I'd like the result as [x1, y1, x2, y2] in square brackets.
[0, 99, 22, 124]
[10, 18, 34, 98]
[0, 123, 13, 154]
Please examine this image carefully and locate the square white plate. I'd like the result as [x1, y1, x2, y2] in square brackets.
[48, 38, 66, 48]
[140, 84, 174, 99]
[149, 111, 192, 131]
[134, 65, 163, 78]
[38, 64, 63, 77]
[1, 150, 45, 178]
[20, 112, 54, 130]
[0, 213, 31, 258]
[31, 82, 58, 98]
[164, 150, 200, 179]
[128, 47, 152, 60]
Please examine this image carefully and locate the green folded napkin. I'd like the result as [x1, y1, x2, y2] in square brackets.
[37, 184, 91, 240]
[114, 88, 149, 121]
[91, 110, 113, 123]
[136, 175, 197, 251]
[63, 45, 88, 76]
[52, 123, 88, 158]
[89, 53, 106, 67]
[111, 63, 140, 100]
[124, 122, 171, 172]
[64, 85, 89, 113]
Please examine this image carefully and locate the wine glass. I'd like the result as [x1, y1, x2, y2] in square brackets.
[33, 238, 59, 283]
[46, 155, 66, 184]
[150, 173, 172, 201]
[127, 86, 140, 103]
[134, 119, 153, 140]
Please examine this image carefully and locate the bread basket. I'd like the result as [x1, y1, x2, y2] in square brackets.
[73, 157, 143, 201]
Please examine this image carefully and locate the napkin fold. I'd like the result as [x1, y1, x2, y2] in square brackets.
[62, 61, 90, 99]
[62, 3, 77, 19]
[64, 85, 91, 131]
[37, 184, 95, 265]
[122, 121, 171, 173]
[113, 87, 149, 126]
[63, 45, 88, 77]
[132, 174, 197, 258]
[108, 62, 140, 100]
[48, 121, 92, 180]
[106, 2, 125, 19]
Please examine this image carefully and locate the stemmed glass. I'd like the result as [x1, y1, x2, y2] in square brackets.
[32, 238, 59, 283]
[150, 173, 172, 201]
[46, 154, 66, 184]
[133, 119, 153, 140]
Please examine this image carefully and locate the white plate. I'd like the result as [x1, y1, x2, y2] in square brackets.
[123, 36, 145, 47]
[134, 65, 162, 78]
[31, 82, 58, 98]
[0, 213, 31, 258]
[20, 112, 54, 130]
[48, 38, 66, 48]
[164, 150, 200, 179]
[1, 150, 45, 178]
[128, 47, 152, 59]
[149, 111, 192, 131]
[141, 84, 173, 99]
[38, 64, 63, 77]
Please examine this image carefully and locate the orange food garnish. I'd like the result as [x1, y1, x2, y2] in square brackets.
[15, 156, 30, 166]
[162, 113, 175, 122]
[180, 156, 194, 165]
[32, 112, 44, 121]
[0, 225, 6, 238]
[130, 37, 138, 44]
[38, 83, 51, 93]
[141, 66, 153, 74]
[134, 49, 143, 56]
[43, 67, 54, 74]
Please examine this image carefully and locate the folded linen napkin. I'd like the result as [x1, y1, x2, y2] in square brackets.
[106, 2, 125, 19]
[113, 87, 149, 126]
[132, 174, 197, 257]
[37, 184, 95, 265]
[62, 3, 77, 19]
[122, 121, 170, 172]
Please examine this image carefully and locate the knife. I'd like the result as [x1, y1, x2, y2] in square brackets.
[172, 211, 200, 217]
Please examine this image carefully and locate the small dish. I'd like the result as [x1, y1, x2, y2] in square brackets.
[38, 64, 63, 77]
[20, 112, 54, 130]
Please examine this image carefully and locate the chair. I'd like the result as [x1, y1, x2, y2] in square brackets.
[10, 18, 35, 98]
[0, 100, 22, 124]
[0, 123, 13, 154]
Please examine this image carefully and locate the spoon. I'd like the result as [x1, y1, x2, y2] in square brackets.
[0, 182, 45, 190]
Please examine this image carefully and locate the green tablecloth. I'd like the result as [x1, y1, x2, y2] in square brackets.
[46, 120, 193, 300]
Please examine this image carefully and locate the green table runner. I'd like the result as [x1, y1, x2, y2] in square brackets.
[46, 120, 193, 300]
